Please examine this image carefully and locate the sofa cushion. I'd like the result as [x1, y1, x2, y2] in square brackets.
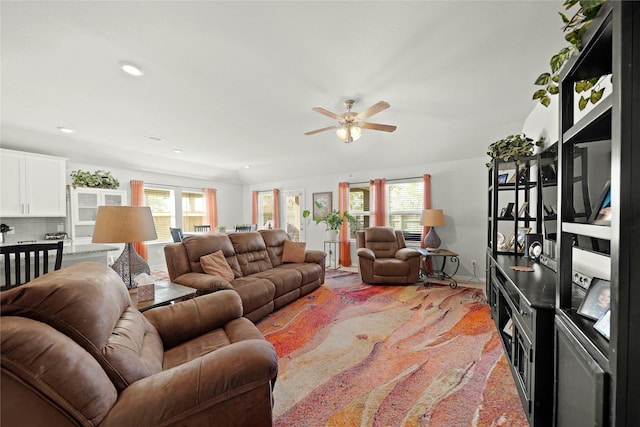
[230, 232, 273, 276]
[201, 250, 235, 282]
[182, 234, 243, 278]
[282, 240, 306, 263]
[0, 262, 164, 392]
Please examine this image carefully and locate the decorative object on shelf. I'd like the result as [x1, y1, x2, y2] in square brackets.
[500, 202, 515, 219]
[70, 170, 120, 189]
[589, 180, 611, 225]
[486, 134, 544, 167]
[0, 223, 9, 244]
[532, 0, 607, 109]
[304, 99, 397, 143]
[92, 206, 157, 289]
[421, 209, 445, 250]
[518, 201, 530, 218]
[577, 278, 611, 321]
[594, 309, 610, 340]
[516, 227, 532, 252]
[497, 232, 506, 249]
[498, 173, 508, 184]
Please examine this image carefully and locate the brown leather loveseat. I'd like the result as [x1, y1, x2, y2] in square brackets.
[1, 262, 278, 427]
[356, 227, 421, 284]
[164, 229, 326, 322]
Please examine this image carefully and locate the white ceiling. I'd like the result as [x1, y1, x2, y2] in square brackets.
[1, 1, 565, 185]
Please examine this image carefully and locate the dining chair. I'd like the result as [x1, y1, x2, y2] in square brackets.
[235, 225, 252, 232]
[170, 227, 184, 242]
[1, 241, 64, 290]
[194, 225, 211, 232]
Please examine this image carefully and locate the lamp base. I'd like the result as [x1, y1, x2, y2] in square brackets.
[424, 227, 441, 250]
[111, 243, 150, 289]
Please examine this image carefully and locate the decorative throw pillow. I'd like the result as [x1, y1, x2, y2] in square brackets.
[282, 240, 306, 263]
[200, 250, 234, 282]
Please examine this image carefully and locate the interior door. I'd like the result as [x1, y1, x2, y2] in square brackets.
[283, 190, 304, 241]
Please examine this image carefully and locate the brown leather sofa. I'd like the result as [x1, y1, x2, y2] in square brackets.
[356, 227, 421, 284]
[1, 262, 278, 427]
[164, 229, 326, 322]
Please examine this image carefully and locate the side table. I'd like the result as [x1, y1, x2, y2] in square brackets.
[130, 281, 197, 312]
[417, 248, 460, 288]
[324, 240, 340, 269]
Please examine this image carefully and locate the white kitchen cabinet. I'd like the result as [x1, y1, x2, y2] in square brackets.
[0, 149, 67, 217]
[69, 187, 128, 243]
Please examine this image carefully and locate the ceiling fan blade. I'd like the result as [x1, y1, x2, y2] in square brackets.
[311, 107, 342, 121]
[360, 122, 397, 132]
[304, 125, 339, 136]
[355, 101, 390, 120]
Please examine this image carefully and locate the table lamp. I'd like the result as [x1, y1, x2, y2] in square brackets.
[92, 206, 157, 289]
[421, 209, 445, 250]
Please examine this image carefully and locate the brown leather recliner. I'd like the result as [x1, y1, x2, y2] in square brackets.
[356, 227, 421, 284]
[1, 262, 278, 427]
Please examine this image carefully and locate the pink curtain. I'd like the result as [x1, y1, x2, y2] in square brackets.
[130, 180, 148, 260]
[251, 191, 258, 225]
[420, 174, 432, 248]
[273, 189, 280, 229]
[338, 182, 351, 266]
[370, 178, 387, 226]
[204, 188, 218, 229]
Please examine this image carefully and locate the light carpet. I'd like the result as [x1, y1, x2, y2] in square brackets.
[256, 271, 527, 427]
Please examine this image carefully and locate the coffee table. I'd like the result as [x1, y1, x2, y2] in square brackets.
[130, 281, 197, 312]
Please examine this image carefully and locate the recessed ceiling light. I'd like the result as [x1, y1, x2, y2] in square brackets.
[57, 126, 75, 134]
[244, 165, 251, 169]
[173, 149, 183, 154]
[119, 61, 144, 77]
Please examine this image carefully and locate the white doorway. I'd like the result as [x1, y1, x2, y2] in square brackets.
[282, 190, 304, 241]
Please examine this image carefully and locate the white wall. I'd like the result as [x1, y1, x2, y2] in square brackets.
[243, 155, 488, 280]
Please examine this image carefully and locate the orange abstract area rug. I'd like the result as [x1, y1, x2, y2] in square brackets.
[256, 272, 528, 427]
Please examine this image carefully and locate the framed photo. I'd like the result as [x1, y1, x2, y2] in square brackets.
[516, 227, 531, 251]
[500, 202, 515, 218]
[502, 232, 516, 250]
[594, 309, 611, 340]
[498, 173, 508, 184]
[577, 278, 611, 321]
[502, 318, 514, 338]
[590, 181, 611, 225]
[312, 192, 332, 219]
[517, 201, 529, 218]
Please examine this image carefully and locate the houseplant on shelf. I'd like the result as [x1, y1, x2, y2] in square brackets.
[70, 170, 120, 189]
[305, 202, 356, 242]
[486, 134, 545, 167]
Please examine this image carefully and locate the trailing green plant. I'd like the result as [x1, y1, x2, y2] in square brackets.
[312, 201, 356, 230]
[533, 0, 607, 110]
[70, 170, 120, 189]
[486, 134, 544, 167]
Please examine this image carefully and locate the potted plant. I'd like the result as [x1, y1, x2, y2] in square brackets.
[306, 202, 356, 241]
[70, 170, 120, 189]
[486, 134, 545, 167]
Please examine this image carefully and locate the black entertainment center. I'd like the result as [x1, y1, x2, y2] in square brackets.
[487, 3, 639, 426]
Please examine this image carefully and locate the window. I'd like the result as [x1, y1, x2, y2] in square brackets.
[144, 187, 175, 242]
[258, 192, 273, 230]
[182, 190, 205, 232]
[349, 185, 370, 239]
[387, 181, 424, 242]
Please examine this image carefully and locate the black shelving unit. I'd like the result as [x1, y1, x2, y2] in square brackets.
[487, 156, 543, 257]
[554, 2, 639, 426]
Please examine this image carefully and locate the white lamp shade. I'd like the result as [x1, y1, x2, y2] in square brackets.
[92, 206, 158, 243]
[421, 209, 445, 227]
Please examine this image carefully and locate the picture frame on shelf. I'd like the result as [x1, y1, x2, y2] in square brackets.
[577, 278, 611, 321]
[503, 318, 514, 338]
[312, 192, 332, 220]
[516, 227, 531, 252]
[498, 173, 509, 184]
[594, 309, 611, 340]
[518, 201, 529, 218]
[589, 181, 611, 225]
[500, 202, 515, 218]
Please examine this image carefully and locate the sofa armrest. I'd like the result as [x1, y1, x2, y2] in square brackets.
[357, 247, 376, 261]
[395, 248, 420, 261]
[144, 290, 243, 349]
[304, 249, 326, 264]
[173, 272, 233, 295]
[100, 339, 278, 427]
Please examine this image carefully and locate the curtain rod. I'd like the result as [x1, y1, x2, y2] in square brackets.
[349, 176, 425, 185]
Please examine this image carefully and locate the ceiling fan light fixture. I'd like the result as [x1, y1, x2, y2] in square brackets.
[336, 124, 361, 143]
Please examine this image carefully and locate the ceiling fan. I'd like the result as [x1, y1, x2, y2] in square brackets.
[304, 99, 397, 143]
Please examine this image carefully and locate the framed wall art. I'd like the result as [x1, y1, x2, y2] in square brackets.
[312, 192, 332, 219]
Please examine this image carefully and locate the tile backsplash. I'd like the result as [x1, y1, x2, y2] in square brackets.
[0, 217, 67, 243]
